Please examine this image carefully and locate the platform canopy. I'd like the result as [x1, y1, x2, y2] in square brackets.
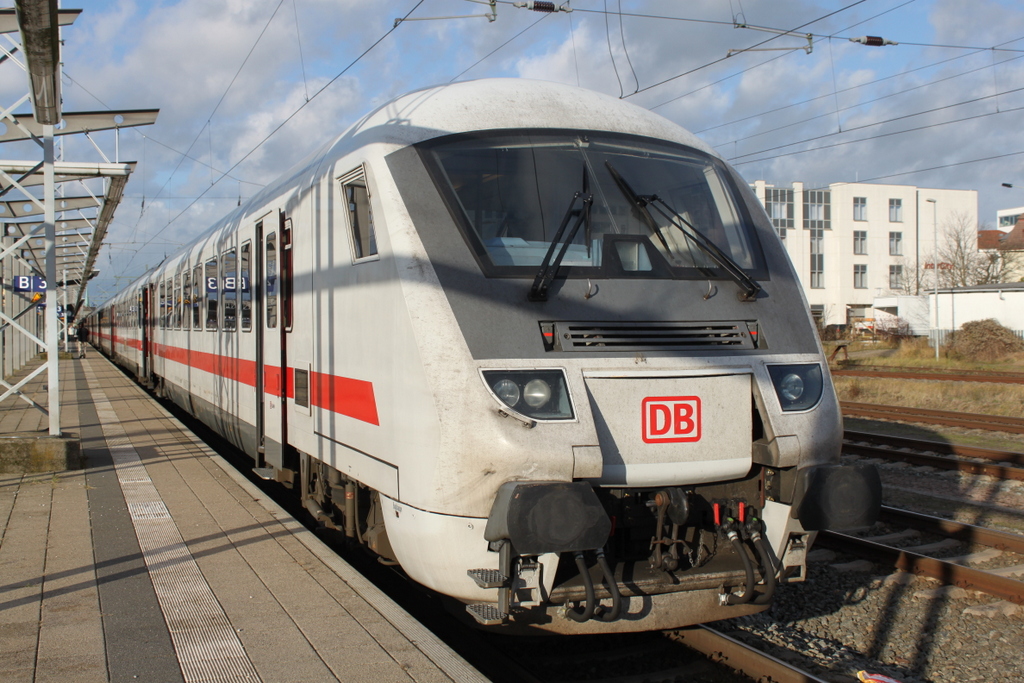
[0, 0, 157, 436]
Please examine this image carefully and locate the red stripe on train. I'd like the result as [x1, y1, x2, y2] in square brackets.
[135, 339, 379, 425]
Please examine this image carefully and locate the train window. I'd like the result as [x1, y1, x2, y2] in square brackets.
[293, 366, 310, 411]
[422, 131, 766, 281]
[182, 270, 191, 329]
[281, 221, 293, 331]
[206, 257, 219, 330]
[192, 265, 203, 330]
[174, 273, 182, 329]
[240, 241, 252, 332]
[222, 248, 237, 332]
[340, 170, 377, 260]
[158, 281, 166, 329]
[266, 232, 277, 328]
[165, 279, 174, 328]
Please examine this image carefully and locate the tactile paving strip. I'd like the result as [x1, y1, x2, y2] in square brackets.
[84, 365, 261, 683]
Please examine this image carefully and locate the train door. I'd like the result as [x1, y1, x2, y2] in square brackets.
[255, 211, 293, 478]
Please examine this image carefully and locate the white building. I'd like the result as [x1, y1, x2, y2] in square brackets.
[750, 180, 978, 329]
[997, 205, 1024, 229]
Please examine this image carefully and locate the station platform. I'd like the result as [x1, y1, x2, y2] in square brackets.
[0, 353, 486, 683]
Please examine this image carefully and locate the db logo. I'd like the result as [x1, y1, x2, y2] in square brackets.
[642, 396, 701, 443]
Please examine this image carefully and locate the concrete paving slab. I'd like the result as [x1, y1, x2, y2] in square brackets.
[1, 353, 486, 683]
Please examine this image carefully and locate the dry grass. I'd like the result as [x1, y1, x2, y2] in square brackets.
[827, 337, 1024, 372]
[833, 375, 1024, 418]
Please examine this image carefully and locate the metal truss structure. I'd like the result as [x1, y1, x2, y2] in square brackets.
[0, 0, 157, 435]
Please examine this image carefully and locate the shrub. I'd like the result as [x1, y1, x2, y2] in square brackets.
[946, 319, 1024, 362]
[875, 316, 913, 343]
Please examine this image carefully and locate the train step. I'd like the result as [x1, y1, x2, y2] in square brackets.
[466, 603, 506, 626]
[467, 568, 507, 589]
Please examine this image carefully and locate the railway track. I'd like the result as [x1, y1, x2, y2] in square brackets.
[842, 431, 1024, 481]
[840, 401, 1024, 434]
[671, 625, 832, 683]
[820, 506, 1024, 605]
[832, 365, 1024, 384]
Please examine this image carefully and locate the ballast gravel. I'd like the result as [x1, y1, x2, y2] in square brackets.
[711, 454, 1024, 683]
[716, 561, 1022, 683]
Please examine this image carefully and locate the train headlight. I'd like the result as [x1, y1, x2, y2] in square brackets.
[768, 364, 823, 411]
[482, 370, 574, 420]
[523, 379, 552, 408]
[779, 373, 804, 401]
[492, 379, 521, 408]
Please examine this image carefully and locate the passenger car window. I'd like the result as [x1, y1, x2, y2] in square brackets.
[205, 258, 218, 330]
[240, 241, 252, 332]
[222, 248, 237, 332]
[266, 232, 277, 329]
[192, 265, 202, 330]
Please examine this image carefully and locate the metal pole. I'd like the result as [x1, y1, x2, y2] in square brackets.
[926, 198, 939, 361]
[62, 268, 67, 353]
[44, 125, 60, 436]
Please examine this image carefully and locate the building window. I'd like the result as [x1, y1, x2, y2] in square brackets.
[853, 197, 867, 221]
[810, 229, 824, 289]
[999, 213, 1020, 228]
[803, 189, 830, 230]
[809, 304, 825, 327]
[766, 188, 793, 239]
[889, 231, 903, 256]
[889, 198, 903, 222]
[853, 230, 867, 255]
[889, 264, 903, 290]
[854, 264, 867, 289]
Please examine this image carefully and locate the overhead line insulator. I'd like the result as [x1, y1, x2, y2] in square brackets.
[513, 1, 571, 13]
[850, 36, 898, 47]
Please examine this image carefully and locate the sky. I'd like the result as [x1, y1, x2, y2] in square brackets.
[7, 0, 1023, 303]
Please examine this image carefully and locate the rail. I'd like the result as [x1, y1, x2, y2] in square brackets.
[832, 366, 1024, 384]
[840, 402, 1024, 434]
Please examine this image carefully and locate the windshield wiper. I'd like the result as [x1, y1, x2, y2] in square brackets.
[528, 172, 594, 302]
[605, 161, 761, 301]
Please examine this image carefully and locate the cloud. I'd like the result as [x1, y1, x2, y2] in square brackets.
[12, 0, 1021, 299]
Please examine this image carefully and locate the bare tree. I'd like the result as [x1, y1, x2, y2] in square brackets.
[936, 212, 1020, 286]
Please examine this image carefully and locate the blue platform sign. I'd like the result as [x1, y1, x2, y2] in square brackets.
[13, 275, 47, 292]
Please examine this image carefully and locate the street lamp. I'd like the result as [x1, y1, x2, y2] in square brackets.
[926, 198, 939, 360]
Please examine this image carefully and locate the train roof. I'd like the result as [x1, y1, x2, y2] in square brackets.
[101, 79, 720, 306]
[322, 78, 717, 161]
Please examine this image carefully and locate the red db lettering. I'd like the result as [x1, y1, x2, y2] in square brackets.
[650, 404, 671, 435]
[642, 396, 701, 443]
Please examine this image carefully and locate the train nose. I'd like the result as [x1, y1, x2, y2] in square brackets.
[583, 372, 754, 487]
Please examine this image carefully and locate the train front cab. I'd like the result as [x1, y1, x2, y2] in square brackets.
[379, 126, 882, 632]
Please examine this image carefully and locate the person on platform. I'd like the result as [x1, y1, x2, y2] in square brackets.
[76, 323, 88, 358]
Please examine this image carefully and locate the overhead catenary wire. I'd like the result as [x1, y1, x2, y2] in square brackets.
[711, 51, 1024, 149]
[122, 0, 427, 280]
[727, 83, 1024, 163]
[449, 11, 550, 82]
[651, 0, 925, 112]
[728, 102, 1024, 168]
[692, 45, 1008, 133]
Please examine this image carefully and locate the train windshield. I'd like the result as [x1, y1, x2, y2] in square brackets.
[426, 132, 764, 279]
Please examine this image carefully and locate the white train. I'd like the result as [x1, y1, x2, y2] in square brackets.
[87, 79, 879, 634]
